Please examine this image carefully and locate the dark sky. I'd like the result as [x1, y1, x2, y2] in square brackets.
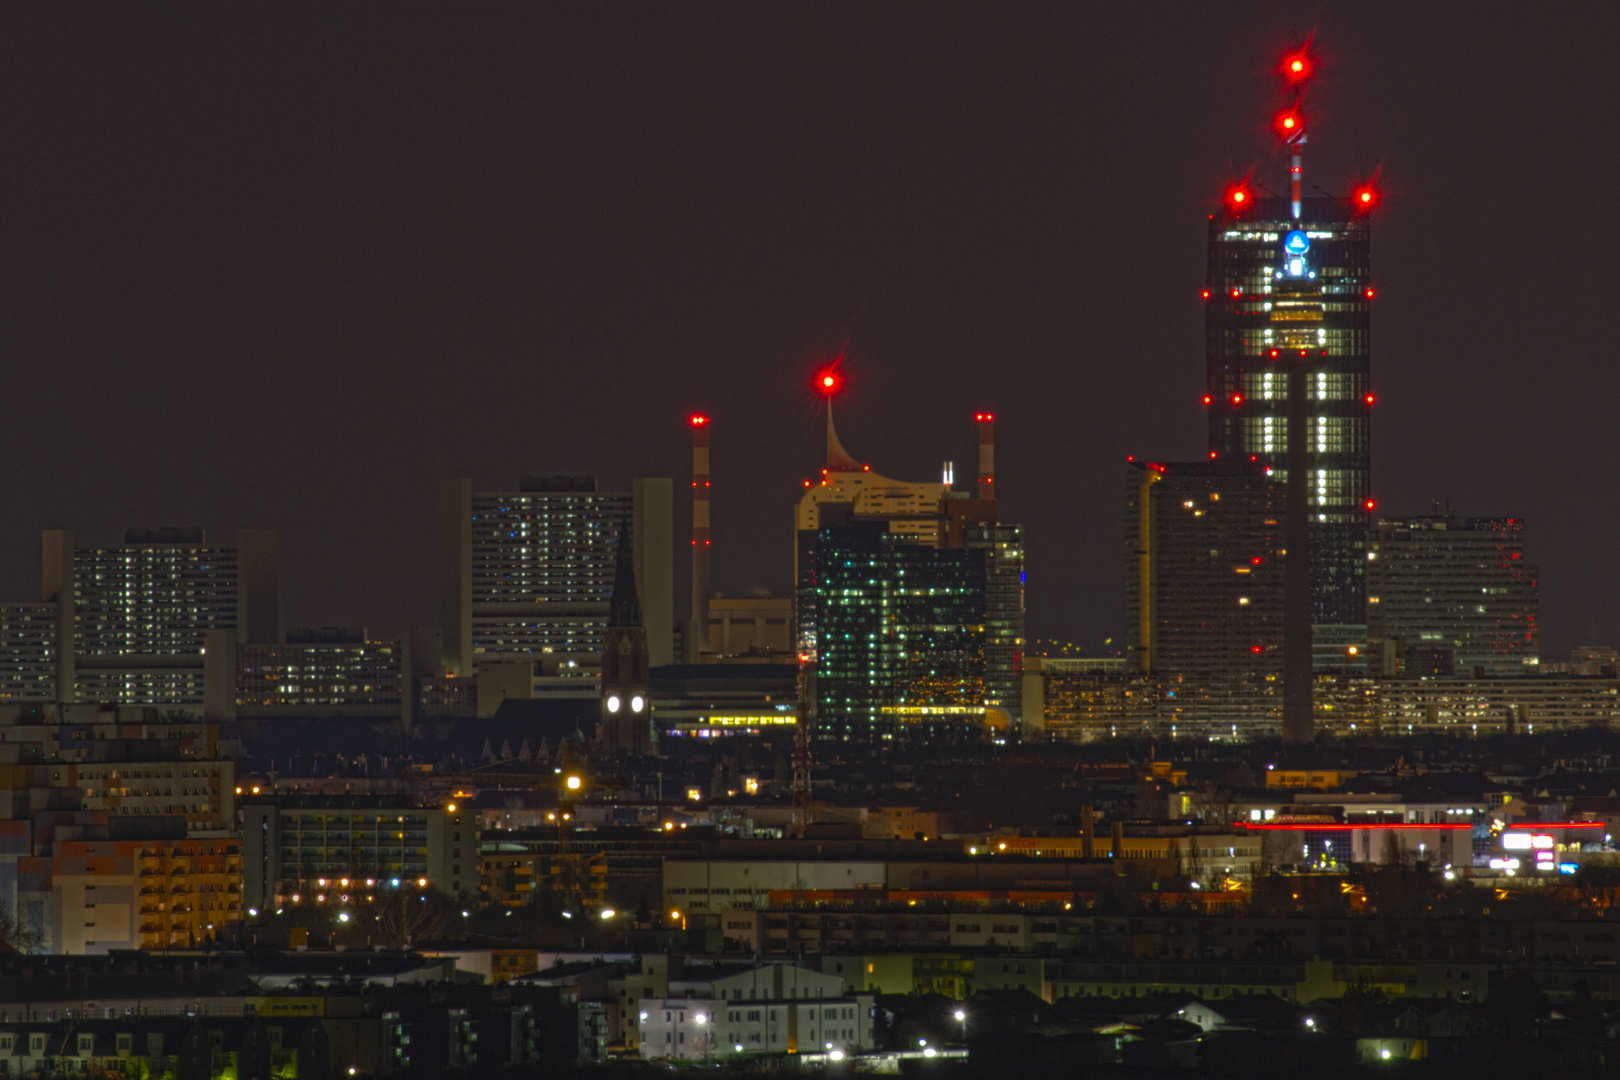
[2, 5, 1616, 657]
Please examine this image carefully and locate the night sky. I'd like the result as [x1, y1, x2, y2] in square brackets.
[2, 5, 1616, 657]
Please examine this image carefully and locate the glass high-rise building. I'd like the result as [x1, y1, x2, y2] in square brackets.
[1206, 195, 1372, 626]
[803, 518, 1023, 743]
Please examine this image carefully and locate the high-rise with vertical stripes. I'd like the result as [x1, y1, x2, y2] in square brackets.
[1204, 195, 1373, 628]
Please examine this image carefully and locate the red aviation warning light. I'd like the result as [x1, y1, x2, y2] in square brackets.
[1364, 393, 1375, 405]
[1284, 52, 1311, 82]
[1275, 110, 1304, 140]
[1227, 186, 1250, 211]
[1355, 186, 1378, 210]
[1365, 499, 1377, 511]
[815, 366, 843, 396]
[689, 414, 709, 427]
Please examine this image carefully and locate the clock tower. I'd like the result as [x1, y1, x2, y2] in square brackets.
[597, 521, 653, 754]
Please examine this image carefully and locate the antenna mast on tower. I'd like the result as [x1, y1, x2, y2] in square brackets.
[1280, 49, 1310, 220]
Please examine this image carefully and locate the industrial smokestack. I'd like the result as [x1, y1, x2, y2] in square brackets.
[690, 415, 711, 656]
[975, 413, 995, 499]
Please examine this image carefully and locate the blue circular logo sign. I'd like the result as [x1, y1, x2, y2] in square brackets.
[1283, 230, 1311, 256]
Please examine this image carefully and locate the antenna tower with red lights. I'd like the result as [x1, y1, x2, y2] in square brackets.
[1281, 48, 1309, 220]
[690, 414, 711, 658]
[1201, 43, 1383, 745]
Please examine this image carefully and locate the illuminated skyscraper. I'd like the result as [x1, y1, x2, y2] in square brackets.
[1205, 51, 1377, 631]
[1205, 195, 1373, 626]
[796, 382, 1023, 741]
[42, 527, 279, 707]
[438, 475, 672, 695]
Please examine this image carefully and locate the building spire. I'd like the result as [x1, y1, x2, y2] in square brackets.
[609, 520, 642, 627]
[1280, 47, 1311, 220]
[826, 401, 862, 472]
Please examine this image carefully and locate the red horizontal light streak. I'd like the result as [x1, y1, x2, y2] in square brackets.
[1237, 822, 1471, 831]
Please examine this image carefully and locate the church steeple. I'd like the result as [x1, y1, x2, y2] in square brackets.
[609, 521, 642, 628]
[597, 516, 653, 755]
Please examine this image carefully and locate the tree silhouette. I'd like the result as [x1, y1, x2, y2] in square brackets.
[372, 888, 457, 948]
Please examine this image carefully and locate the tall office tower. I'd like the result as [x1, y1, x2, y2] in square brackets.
[1206, 199, 1373, 625]
[966, 521, 1025, 729]
[794, 391, 948, 658]
[40, 527, 278, 707]
[796, 385, 1023, 742]
[1204, 48, 1379, 743]
[1125, 460, 1286, 732]
[439, 475, 672, 695]
[598, 524, 653, 754]
[1367, 515, 1540, 677]
[806, 520, 1024, 742]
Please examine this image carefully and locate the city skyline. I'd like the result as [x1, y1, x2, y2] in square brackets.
[0, 7, 1613, 659]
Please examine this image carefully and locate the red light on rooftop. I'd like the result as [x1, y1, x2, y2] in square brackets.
[1275, 111, 1305, 142]
[1365, 499, 1377, 511]
[1227, 186, 1250, 210]
[1356, 187, 1377, 209]
[1365, 288, 1375, 299]
[689, 414, 709, 427]
[1365, 393, 1375, 404]
[1202, 395, 1212, 405]
[1201, 289, 1210, 299]
[815, 365, 843, 396]
[863, 464, 870, 471]
[1209, 450, 1218, 459]
[1283, 50, 1311, 82]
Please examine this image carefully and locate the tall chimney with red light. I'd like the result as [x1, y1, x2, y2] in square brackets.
[690, 415, 710, 656]
[976, 413, 995, 499]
